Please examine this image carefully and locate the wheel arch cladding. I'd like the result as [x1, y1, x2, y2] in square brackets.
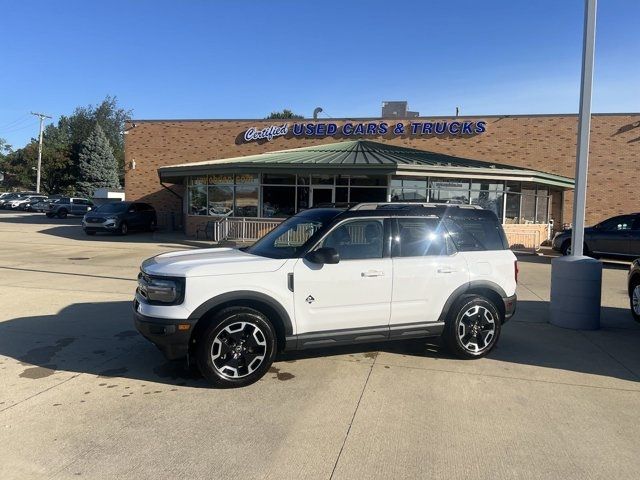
[188, 291, 292, 352]
[438, 281, 507, 324]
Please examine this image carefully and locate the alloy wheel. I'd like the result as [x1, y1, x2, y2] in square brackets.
[457, 305, 496, 354]
[633, 285, 640, 316]
[210, 321, 267, 379]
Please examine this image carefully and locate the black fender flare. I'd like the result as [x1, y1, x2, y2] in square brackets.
[188, 290, 293, 337]
[437, 280, 508, 324]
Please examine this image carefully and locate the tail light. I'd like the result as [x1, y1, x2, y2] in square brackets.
[514, 260, 519, 283]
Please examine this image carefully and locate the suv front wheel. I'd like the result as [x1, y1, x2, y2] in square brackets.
[444, 295, 502, 359]
[196, 307, 277, 388]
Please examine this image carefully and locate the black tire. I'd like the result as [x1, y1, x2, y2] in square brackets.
[196, 307, 277, 388]
[57, 209, 68, 219]
[119, 222, 128, 235]
[630, 279, 640, 323]
[85, 230, 96, 236]
[560, 240, 593, 257]
[443, 295, 502, 359]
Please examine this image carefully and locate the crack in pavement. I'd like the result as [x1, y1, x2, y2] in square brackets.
[329, 351, 378, 480]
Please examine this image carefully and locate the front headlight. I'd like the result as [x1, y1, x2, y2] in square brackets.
[137, 272, 185, 305]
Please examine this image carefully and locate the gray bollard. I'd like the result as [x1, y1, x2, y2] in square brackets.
[550, 255, 602, 330]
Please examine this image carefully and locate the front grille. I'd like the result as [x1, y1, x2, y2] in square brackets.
[89, 217, 106, 223]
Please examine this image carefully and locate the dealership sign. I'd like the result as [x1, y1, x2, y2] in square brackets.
[241, 120, 486, 143]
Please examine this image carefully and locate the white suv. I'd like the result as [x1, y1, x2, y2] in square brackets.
[134, 203, 518, 388]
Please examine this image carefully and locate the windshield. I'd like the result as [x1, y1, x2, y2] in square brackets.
[95, 202, 129, 213]
[246, 209, 343, 259]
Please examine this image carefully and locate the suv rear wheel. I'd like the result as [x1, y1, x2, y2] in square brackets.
[196, 307, 277, 388]
[444, 295, 502, 359]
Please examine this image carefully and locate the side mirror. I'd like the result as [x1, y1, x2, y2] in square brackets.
[305, 247, 340, 264]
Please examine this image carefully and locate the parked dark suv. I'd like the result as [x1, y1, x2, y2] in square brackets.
[552, 213, 640, 258]
[83, 201, 157, 235]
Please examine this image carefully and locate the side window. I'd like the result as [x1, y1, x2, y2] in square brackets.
[444, 212, 507, 251]
[598, 216, 634, 232]
[318, 219, 384, 260]
[395, 218, 452, 257]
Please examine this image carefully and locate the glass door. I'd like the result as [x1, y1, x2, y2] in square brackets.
[310, 186, 334, 207]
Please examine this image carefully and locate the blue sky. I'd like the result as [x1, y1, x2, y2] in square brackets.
[1, 0, 639, 149]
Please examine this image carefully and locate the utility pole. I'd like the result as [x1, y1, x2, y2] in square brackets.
[30, 112, 52, 193]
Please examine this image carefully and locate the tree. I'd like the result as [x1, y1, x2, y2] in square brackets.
[76, 124, 120, 197]
[265, 109, 304, 119]
[59, 95, 131, 183]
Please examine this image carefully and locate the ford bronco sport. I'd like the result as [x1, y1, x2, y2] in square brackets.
[134, 203, 518, 388]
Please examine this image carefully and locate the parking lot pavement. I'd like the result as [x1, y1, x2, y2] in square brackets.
[1, 212, 639, 480]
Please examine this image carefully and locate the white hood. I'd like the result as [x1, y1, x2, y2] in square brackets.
[141, 247, 287, 277]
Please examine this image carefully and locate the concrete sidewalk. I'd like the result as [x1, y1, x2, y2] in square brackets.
[0, 213, 638, 479]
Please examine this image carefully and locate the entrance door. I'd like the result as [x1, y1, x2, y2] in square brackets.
[311, 187, 334, 207]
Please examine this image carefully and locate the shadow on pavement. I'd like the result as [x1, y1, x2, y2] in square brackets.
[1, 299, 638, 388]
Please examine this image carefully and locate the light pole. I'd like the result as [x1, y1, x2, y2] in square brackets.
[30, 111, 52, 193]
[550, 0, 601, 330]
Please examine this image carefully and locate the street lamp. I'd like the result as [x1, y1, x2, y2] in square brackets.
[550, 0, 601, 330]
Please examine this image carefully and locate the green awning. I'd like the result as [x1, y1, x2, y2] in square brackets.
[158, 140, 574, 189]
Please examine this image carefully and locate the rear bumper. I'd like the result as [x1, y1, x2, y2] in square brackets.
[133, 300, 194, 360]
[503, 294, 517, 322]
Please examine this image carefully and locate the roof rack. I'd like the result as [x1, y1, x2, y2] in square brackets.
[348, 202, 483, 211]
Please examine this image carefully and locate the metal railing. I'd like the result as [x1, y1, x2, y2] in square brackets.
[211, 217, 283, 242]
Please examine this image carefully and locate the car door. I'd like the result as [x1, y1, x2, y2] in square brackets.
[70, 198, 82, 215]
[390, 217, 469, 333]
[127, 203, 144, 228]
[590, 215, 635, 255]
[628, 216, 640, 257]
[293, 217, 392, 337]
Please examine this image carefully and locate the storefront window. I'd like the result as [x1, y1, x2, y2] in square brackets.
[350, 175, 387, 186]
[350, 187, 387, 203]
[390, 177, 427, 201]
[311, 175, 334, 185]
[520, 194, 536, 223]
[470, 190, 504, 219]
[188, 185, 208, 216]
[235, 173, 259, 185]
[430, 189, 469, 204]
[190, 176, 208, 186]
[335, 187, 349, 203]
[536, 195, 549, 224]
[208, 185, 234, 216]
[297, 187, 310, 211]
[209, 174, 234, 185]
[263, 174, 296, 185]
[235, 185, 258, 217]
[505, 194, 521, 223]
[262, 186, 295, 217]
[471, 181, 504, 191]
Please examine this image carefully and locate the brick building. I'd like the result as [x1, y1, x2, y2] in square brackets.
[123, 114, 639, 238]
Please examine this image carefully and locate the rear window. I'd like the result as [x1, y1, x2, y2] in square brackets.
[443, 211, 508, 251]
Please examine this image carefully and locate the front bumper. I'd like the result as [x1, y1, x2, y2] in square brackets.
[83, 219, 119, 232]
[133, 299, 195, 360]
[503, 294, 517, 322]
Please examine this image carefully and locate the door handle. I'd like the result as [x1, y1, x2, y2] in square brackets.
[361, 270, 385, 277]
[437, 267, 456, 274]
